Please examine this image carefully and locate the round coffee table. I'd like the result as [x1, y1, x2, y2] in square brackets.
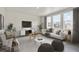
[34, 38, 45, 44]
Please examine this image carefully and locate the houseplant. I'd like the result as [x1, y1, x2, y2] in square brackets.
[38, 24, 42, 32]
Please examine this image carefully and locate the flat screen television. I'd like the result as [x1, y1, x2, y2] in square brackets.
[22, 21, 32, 28]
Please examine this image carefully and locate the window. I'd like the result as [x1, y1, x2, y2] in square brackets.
[53, 14, 61, 28]
[46, 10, 73, 30]
[46, 16, 52, 29]
[63, 11, 73, 30]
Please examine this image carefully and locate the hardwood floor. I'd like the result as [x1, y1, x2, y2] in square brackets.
[18, 35, 79, 52]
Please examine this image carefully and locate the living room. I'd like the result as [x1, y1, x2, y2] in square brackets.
[0, 7, 79, 52]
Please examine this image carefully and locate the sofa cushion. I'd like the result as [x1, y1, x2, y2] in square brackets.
[45, 33, 50, 36]
[56, 30, 61, 35]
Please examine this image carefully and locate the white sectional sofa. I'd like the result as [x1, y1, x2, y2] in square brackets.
[42, 28, 66, 41]
[49, 32, 65, 40]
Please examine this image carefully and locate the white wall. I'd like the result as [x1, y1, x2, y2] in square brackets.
[0, 8, 41, 32]
[40, 16, 45, 29]
[0, 8, 5, 15]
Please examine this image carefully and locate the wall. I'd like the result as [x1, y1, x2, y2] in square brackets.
[3, 9, 41, 32]
[0, 8, 5, 15]
[0, 7, 41, 36]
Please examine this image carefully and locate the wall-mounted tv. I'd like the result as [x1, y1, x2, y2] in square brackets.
[22, 21, 32, 28]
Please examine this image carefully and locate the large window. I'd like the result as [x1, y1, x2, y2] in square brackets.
[46, 10, 73, 30]
[53, 14, 61, 28]
[46, 16, 52, 29]
[63, 11, 73, 30]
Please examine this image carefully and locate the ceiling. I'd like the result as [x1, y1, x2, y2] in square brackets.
[5, 7, 71, 16]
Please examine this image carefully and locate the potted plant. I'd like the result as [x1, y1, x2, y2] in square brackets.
[38, 24, 42, 32]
